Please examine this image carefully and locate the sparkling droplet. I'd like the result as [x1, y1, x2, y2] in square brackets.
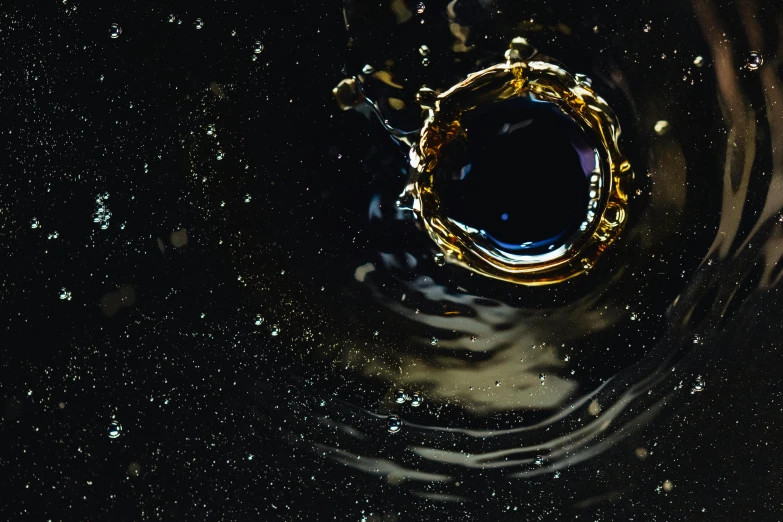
[30, 218, 40, 229]
[745, 51, 763, 70]
[387, 414, 402, 433]
[206, 124, 215, 135]
[416, 2, 425, 14]
[270, 324, 280, 336]
[244, 193, 252, 203]
[430, 336, 438, 346]
[691, 375, 706, 394]
[194, 18, 204, 30]
[59, 288, 72, 301]
[539, 373, 546, 383]
[394, 389, 408, 404]
[410, 391, 424, 407]
[534, 456, 544, 466]
[216, 150, 224, 160]
[107, 421, 122, 439]
[418, 45, 430, 57]
[433, 253, 446, 266]
[253, 41, 264, 54]
[643, 23, 651, 32]
[109, 23, 121, 39]
[167, 14, 176, 23]
[254, 314, 264, 326]
[421, 57, 430, 67]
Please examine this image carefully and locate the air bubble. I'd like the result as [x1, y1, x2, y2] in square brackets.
[416, 2, 425, 14]
[109, 23, 121, 39]
[418, 45, 430, 57]
[168, 14, 176, 23]
[539, 373, 546, 383]
[194, 18, 204, 30]
[693, 56, 704, 67]
[361, 64, 375, 75]
[254, 314, 264, 326]
[253, 41, 264, 54]
[654, 120, 670, 135]
[534, 456, 544, 466]
[691, 375, 706, 394]
[216, 150, 224, 160]
[421, 57, 430, 67]
[387, 414, 402, 433]
[244, 193, 252, 203]
[31, 218, 40, 229]
[643, 23, 651, 33]
[108, 421, 122, 439]
[394, 389, 408, 404]
[745, 51, 763, 70]
[206, 124, 215, 136]
[270, 324, 280, 336]
[433, 253, 446, 266]
[410, 391, 424, 407]
[430, 337, 438, 346]
[59, 288, 72, 301]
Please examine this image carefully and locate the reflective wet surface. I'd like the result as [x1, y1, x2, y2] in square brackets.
[3, 0, 783, 520]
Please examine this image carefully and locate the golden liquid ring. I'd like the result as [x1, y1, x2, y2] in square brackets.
[404, 38, 632, 286]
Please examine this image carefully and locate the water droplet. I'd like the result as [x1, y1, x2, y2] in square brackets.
[194, 18, 204, 30]
[693, 55, 704, 67]
[539, 373, 546, 383]
[167, 14, 176, 23]
[253, 41, 264, 54]
[216, 150, 224, 160]
[416, 2, 425, 14]
[410, 391, 424, 407]
[387, 414, 402, 433]
[206, 124, 215, 136]
[107, 421, 122, 439]
[554, 471, 561, 479]
[630, 312, 638, 321]
[433, 253, 446, 266]
[361, 64, 375, 75]
[654, 120, 670, 135]
[745, 51, 763, 70]
[254, 314, 264, 326]
[643, 23, 651, 32]
[231, 30, 237, 37]
[534, 456, 544, 466]
[430, 336, 438, 346]
[109, 23, 121, 39]
[691, 375, 706, 394]
[418, 45, 430, 57]
[59, 288, 72, 301]
[270, 324, 280, 336]
[244, 193, 252, 203]
[394, 389, 408, 404]
[495, 380, 501, 386]
[30, 218, 40, 229]
[421, 57, 430, 67]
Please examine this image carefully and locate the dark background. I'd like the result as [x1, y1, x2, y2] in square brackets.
[2, 0, 782, 520]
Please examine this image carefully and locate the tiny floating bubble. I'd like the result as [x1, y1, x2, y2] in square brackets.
[418, 45, 430, 57]
[270, 324, 280, 336]
[534, 456, 544, 466]
[206, 124, 215, 136]
[253, 41, 264, 54]
[643, 22, 651, 32]
[47, 231, 59, 240]
[254, 314, 264, 326]
[31, 217, 40, 229]
[244, 193, 252, 203]
[231, 30, 237, 37]
[410, 391, 424, 407]
[539, 373, 547, 383]
[59, 288, 72, 301]
[109, 23, 121, 39]
[216, 150, 224, 160]
[691, 375, 706, 394]
[168, 14, 176, 23]
[394, 389, 408, 404]
[194, 18, 204, 30]
[421, 57, 430, 67]
[745, 51, 763, 70]
[387, 414, 402, 433]
[416, 2, 425, 14]
[433, 252, 446, 266]
[108, 421, 122, 439]
[430, 336, 438, 346]
[361, 64, 375, 75]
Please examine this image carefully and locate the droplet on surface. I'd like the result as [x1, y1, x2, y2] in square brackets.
[387, 415, 402, 433]
[254, 314, 264, 326]
[410, 391, 424, 407]
[745, 51, 763, 70]
[194, 18, 204, 30]
[270, 324, 280, 336]
[107, 421, 122, 439]
[430, 336, 438, 346]
[691, 375, 706, 394]
[253, 41, 264, 54]
[109, 23, 121, 39]
[394, 389, 408, 404]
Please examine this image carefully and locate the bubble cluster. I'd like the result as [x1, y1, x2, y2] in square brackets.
[93, 193, 111, 230]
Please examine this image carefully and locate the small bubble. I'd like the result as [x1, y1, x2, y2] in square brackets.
[534, 456, 544, 466]
[495, 380, 501, 386]
[194, 18, 204, 30]
[592, 25, 599, 33]
[693, 334, 702, 344]
[231, 30, 237, 36]
[581, 258, 592, 270]
[430, 336, 438, 346]
[394, 389, 408, 404]
[554, 471, 561, 479]
[47, 231, 59, 240]
[654, 120, 670, 135]
[168, 14, 176, 23]
[691, 375, 706, 394]
[59, 288, 72, 301]
[387, 414, 402, 433]
[470, 335, 477, 342]
[416, 2, 425, 14]
[630, 312, 638, 321]
[109, 23, 121, 39]
[418, 45, 430, 57]
[410, 391, 424, 407]
[643, 23, 651, 32]
[244, 193, 252, 203]
[216, 150, 224, 160]
[693, 55, 704, 67]
[206, 124, 215, 135]
[31, 217, 40, 229]
[433, 252, 446, 266]
[270, 324, 280, 336]
[745, 51, 763, 70]
[361, 64, 375, 75]
[421, 57, 430, 67]
[254, 314, 264, 326]
[107, 421, 122, 439]
[253, 41, 264, 54]
[539, 373, 546, 383]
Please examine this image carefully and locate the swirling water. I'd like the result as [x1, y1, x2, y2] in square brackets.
[2, 0, 781, 520]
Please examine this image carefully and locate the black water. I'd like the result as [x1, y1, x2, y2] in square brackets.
[2, 1, 782, 521]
